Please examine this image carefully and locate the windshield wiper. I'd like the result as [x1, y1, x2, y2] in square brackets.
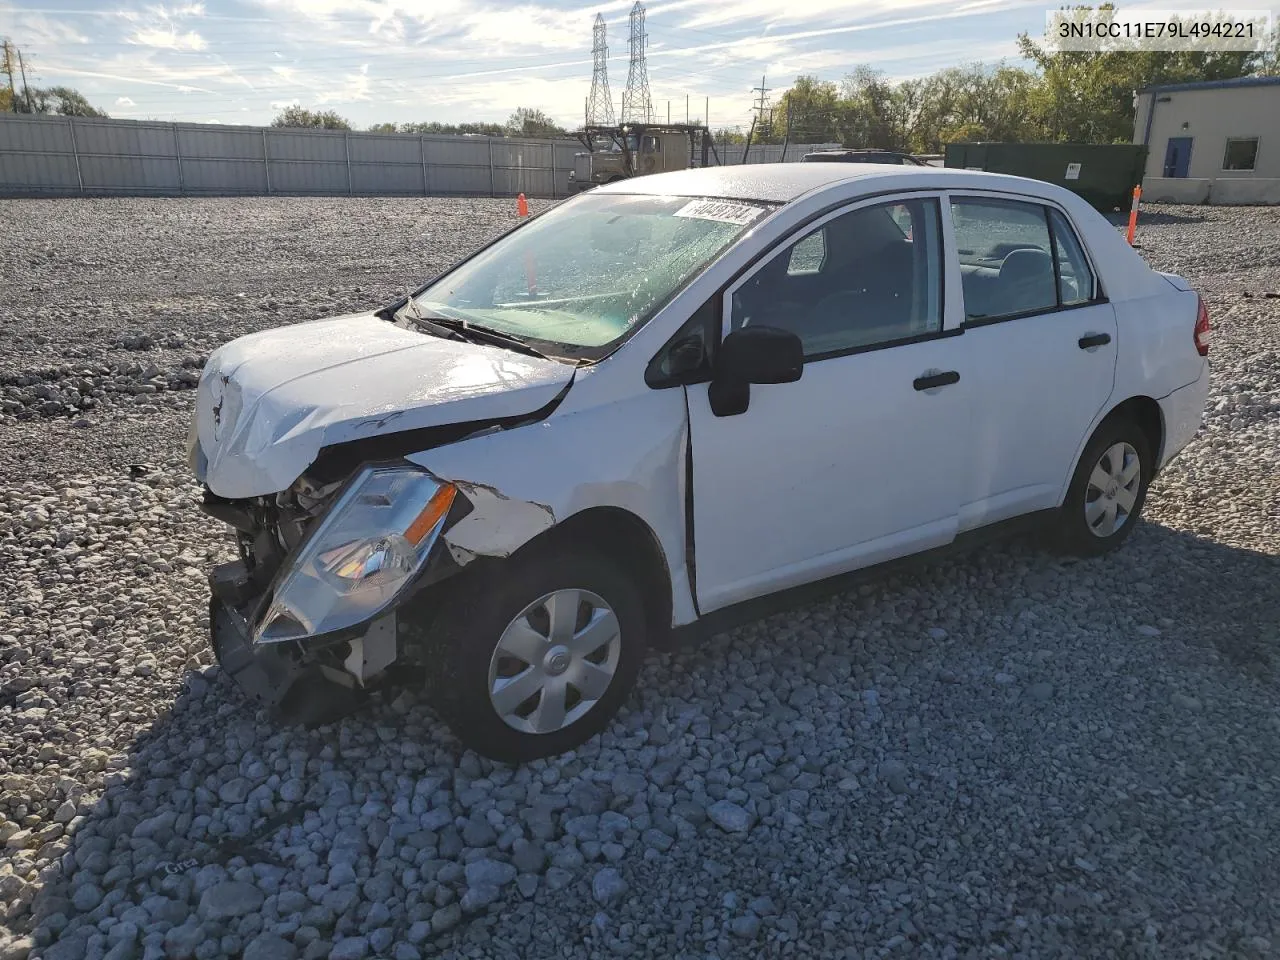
[411, 309, 557, 361]
[399, 298, 473, 343]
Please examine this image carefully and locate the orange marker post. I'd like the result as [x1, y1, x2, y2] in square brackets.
[1126, 184, 1141, 245]
[517, 193, 536, 293]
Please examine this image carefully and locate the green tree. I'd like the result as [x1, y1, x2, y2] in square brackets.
[505, 107, 565, 138]
[1018, 4, 1261, 142]
[1, 84, 107, 116]
[271, 105, 352, 130]
[775, 76, 845, 144]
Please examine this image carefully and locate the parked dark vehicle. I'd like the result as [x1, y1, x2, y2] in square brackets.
[802, 149, 925, 165]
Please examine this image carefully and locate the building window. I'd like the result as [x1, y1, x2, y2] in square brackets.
[1223, 137, 1259, 171]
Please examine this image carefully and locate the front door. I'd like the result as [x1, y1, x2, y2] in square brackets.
[1163, 137, 1193, 177]
[686, 195, 971, 613]
[947, 195, 1117, 529]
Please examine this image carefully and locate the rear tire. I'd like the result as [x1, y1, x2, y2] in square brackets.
[1051, 417, 1152, 557]
[425, 542, 647, 763]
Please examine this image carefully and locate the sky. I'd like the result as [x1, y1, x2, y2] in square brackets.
[0, 0, 1247, 130]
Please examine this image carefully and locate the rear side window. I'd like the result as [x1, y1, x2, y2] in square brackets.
[951, 199, 1102, 322]
[1048, 208, 1095, 305]
[951, 198, 1056, 321]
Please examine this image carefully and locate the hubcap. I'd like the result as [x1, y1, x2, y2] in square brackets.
[1084, 441, 1142, 538]
[487, 588, 621, 735]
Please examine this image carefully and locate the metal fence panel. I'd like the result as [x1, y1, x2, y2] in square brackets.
[178, 125, 265, 161]
[493, 166, 553, 197]
[267, 160, 348, 194]
[350, 162, 424, 194]
[422, 136, 492, 166]
[266, 129, 347, 163]
[347, 134, 421, 165]
[0, 114, 74, 153]
[74, 120, 175, 158]
[179, 157, 268, 193]
[0, 114, 843, 198]
[80, 155, 180, 191]
[428, 164, 494, 195]
[0, 151, 80, 191]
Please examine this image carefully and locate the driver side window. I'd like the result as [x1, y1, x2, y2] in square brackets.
[730, 198, 943, 359]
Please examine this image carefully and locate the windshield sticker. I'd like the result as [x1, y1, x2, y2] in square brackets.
[673, 199, 765, 226]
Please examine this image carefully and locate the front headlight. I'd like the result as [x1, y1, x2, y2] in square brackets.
[255, 464, 457, 644]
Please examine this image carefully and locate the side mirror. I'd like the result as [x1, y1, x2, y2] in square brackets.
[719, 326, 803, 384]
[708, 325, 804, 417]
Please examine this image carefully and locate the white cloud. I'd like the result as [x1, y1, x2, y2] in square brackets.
[131, 28, 208, 50]
[317, 63, 372, 103]
[115, 96, 136, 106]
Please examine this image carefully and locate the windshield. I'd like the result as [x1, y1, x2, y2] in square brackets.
[410, 193, 771, 357]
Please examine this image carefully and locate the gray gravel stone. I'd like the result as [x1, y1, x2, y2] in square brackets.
[328, 937, 369, 960]
[242, 935, 296, 960]
[198, 882, 264, 920]
[592, 867, 627, 905]
[706, 800, 753, 833]
[2, 198, 1279, 960]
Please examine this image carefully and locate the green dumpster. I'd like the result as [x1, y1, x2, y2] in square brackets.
[944, 142, 1148, 211]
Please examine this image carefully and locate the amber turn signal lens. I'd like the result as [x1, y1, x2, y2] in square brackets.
[404, 484, 457, 546]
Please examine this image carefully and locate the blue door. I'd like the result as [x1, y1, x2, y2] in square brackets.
[1163, 137, 1193, 178]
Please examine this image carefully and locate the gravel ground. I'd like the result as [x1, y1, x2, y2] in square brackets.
[1, 198, 1278, 960]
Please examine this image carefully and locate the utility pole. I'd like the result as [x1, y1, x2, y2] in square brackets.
[2, 40, 17, 113]
[16, 46, 32, 112]
[751, 74, 771, 125]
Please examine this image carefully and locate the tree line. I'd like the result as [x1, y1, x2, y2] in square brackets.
[758, 12, 1278, 152]
[271, 105, 567, 139]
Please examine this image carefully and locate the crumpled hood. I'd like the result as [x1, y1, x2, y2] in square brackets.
[192, 311, 575, 498]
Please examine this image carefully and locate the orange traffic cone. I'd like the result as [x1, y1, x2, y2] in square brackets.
[517, 193, 529, 217]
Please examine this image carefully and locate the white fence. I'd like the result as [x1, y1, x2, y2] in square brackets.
[0, 114, 837, 199]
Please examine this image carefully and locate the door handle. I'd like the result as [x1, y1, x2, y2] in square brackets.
[1078, 332, 1111, 349]
[913, 370, 960, 391]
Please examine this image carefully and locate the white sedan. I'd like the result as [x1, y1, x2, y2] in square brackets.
[190, 163, 1211, 761]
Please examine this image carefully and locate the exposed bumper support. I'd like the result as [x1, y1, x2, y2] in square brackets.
[208, 560, 390, 726]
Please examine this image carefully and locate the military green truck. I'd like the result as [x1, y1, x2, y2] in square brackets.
[568, 123, 716, 194]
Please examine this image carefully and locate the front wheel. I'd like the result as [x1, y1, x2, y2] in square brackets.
[424, 542, 647, 762]
[1051, 417, 1152, 557]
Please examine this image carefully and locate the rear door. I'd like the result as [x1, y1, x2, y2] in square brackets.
[947, 193, 1118, 530]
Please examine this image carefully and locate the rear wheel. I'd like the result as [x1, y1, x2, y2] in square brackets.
[1051, 417, 1152, 557]
[425, 542, 647, 762]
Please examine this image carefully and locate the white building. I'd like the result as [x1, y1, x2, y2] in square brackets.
[1133, 76, 1280, 204]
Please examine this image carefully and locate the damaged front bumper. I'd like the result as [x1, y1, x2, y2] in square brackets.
[209, 560, 400, 725]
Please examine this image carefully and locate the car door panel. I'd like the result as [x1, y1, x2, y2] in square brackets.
[685, 194, 970, 614]
[686, 338, 969, 611]
[948, 194, 1118, 530]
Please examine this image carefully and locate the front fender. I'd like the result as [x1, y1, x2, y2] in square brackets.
[406, 386, 697, 627]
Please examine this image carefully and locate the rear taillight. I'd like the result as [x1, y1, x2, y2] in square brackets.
[1194, 296, 1211, 357]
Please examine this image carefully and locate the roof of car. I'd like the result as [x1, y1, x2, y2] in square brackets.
[593, 162, 1056, 204]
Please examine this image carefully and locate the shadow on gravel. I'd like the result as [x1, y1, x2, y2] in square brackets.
[17, 518, 1280, 959]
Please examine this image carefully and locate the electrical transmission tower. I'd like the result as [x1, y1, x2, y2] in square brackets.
[621, 1, 653, 124]
[586, 13, 615, 125]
